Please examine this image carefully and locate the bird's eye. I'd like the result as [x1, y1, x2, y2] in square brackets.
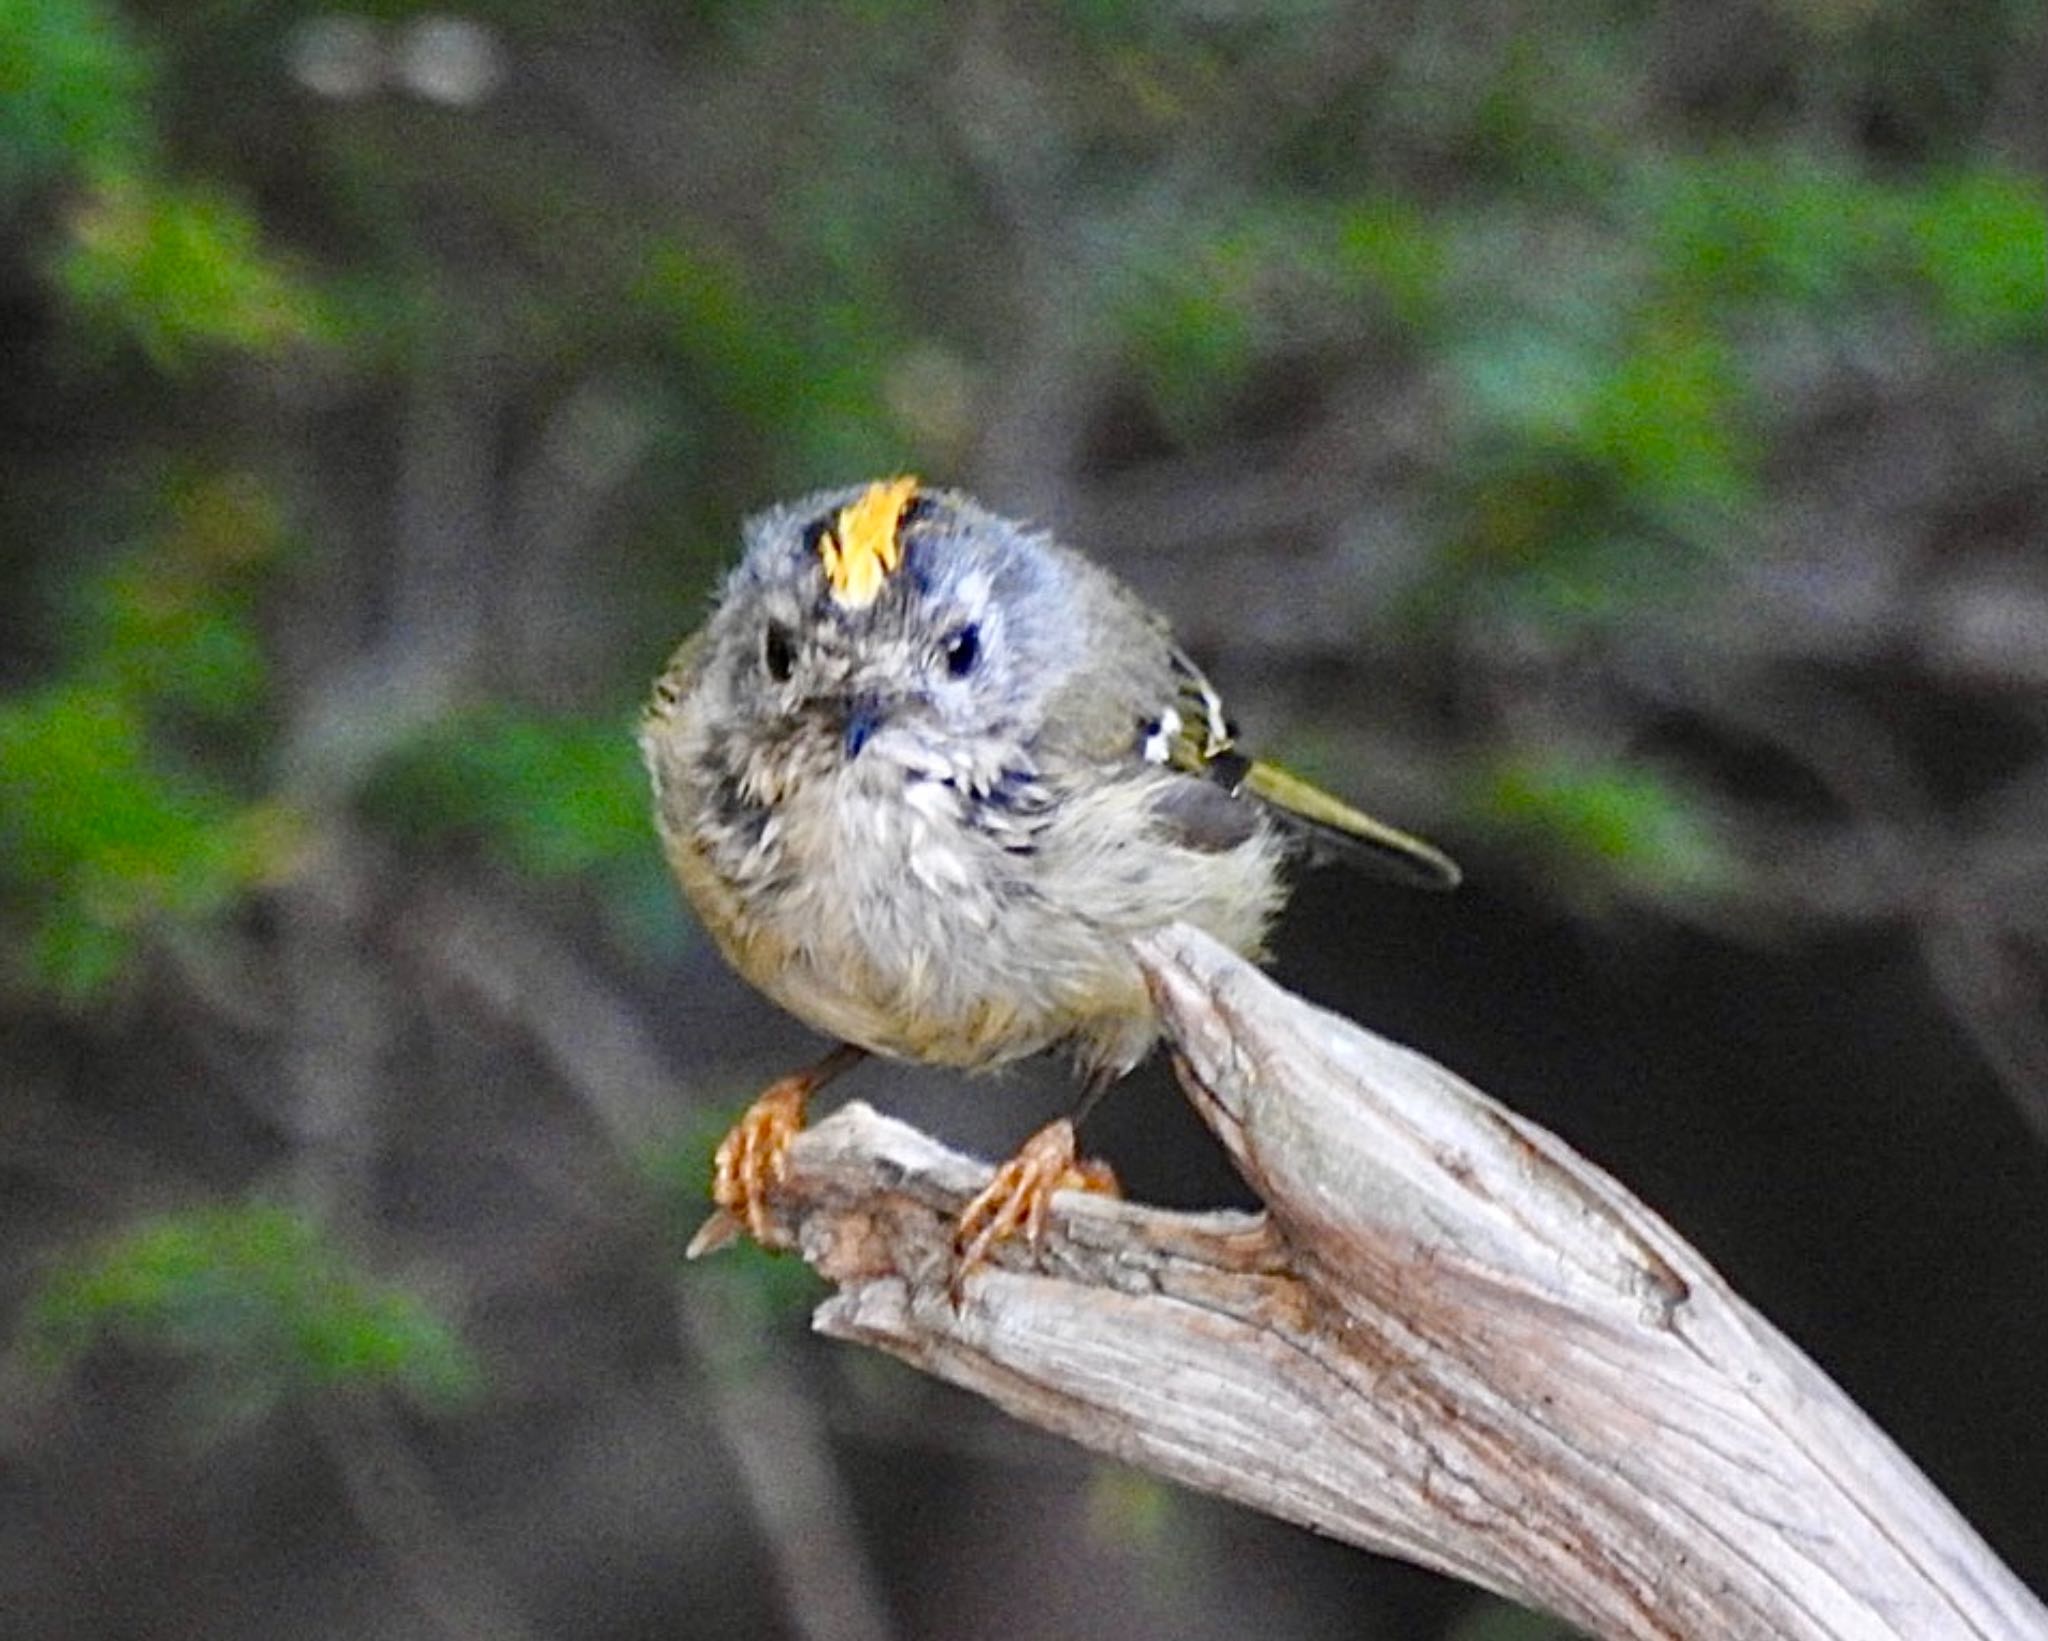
[943, 622, 981, 678]
[763, 624, 796, 683]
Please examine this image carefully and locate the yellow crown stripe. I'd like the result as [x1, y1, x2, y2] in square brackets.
[819, 476, 919, 608]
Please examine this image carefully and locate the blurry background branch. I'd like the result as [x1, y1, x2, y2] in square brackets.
[761, 927, 2048, 1641]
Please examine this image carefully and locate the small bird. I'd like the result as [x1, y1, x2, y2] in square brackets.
[642, 477, 1458, 1275]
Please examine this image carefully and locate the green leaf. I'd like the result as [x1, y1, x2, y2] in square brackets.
[1909, 168, 2047, 348]
[1588, 312, 1751, 513]
[54, 169, 327, 367]
[0, 473, 288, 998]
[1482, 755, 1726, 892]
[1125, 279, 1257, 427]
[0, 682, 294, 1000]
[367, 706, 651, 881]
[0, 0, 151, 205]
[1329, 197, 1446, 329]
[1650, 151, 1907, 307]
[638, 235, 906, 484]
[27, 1202, 477, 1410]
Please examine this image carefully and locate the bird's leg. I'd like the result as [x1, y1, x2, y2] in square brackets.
[687, 1043, 867, 1257]
[952, 1069, 1124, 1292]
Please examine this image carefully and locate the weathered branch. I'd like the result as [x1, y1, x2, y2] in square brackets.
[748, 924, 2048, 1641]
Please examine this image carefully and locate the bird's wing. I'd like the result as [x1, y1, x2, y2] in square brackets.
[1147, 645, 1461, 889]
[644, 627, 710, 729]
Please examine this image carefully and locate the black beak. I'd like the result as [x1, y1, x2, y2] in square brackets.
[843, 695, 885, 759]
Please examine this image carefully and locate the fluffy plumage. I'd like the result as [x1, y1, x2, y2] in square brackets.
[641, 480, 1454, 1089]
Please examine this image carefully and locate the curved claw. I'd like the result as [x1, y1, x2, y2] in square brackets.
[952, 1119, 1121, 1296]
[709, 1076, 809, 1246]
[690, 1044, 867, 1258]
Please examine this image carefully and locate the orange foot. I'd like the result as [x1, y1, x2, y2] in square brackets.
[687, 1044, 865, 1258]
[952, 1118, 1121, 1294]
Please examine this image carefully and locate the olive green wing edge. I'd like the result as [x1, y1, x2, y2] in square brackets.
[1241, 759, 1462, 890]
[1160, 645, 1460, 891]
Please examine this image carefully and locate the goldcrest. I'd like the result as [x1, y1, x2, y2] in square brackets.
[641, 477, 1458, 1270]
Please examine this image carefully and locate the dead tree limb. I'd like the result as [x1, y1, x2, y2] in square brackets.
[743, 924, 2048, 1641]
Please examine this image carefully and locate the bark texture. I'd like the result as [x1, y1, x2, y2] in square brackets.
[747, 924, 2048, 1641]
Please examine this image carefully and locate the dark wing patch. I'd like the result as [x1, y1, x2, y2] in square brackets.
[1135, 646, 1258, 853]
[1134, 641, 1462, 886]
[1149, 772, 1263, 855]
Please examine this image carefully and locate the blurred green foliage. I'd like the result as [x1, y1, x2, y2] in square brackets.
[1085, 1464, 1176, 1554]
[0, 0, 150, 201]
[2, 0, 2039, 944]
[639, 236, 909, 486]
[0, 687, 293, 996]
[367, 706, 648, 882]
[26, 1201, 476, 1412]
[0, 0, 328, 997]
[56, 171, 328, 366]
[1909, 168, 2046, 345]
[3, 0, 322, 365]
[1438, 140, 2039, 867]
[1440, 146, 2045, 644]
[1113, 197, 1448, 434]
[1481, 756, 1727, 892]
[1649, 149, 2045, 338]
[360, 704, 683, 958]
[0, 471, 297, 1000]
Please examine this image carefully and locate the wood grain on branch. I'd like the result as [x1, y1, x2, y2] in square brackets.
[742, 924, 2048, 1641]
